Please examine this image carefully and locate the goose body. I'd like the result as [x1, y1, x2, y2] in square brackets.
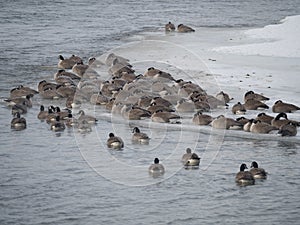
[250, 161, 267, 179]
[235, 163, 255, 185]
[107, 133, 124, 149]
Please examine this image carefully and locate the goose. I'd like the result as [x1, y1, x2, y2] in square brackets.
[11, 112, 26, 130]
[216, 91, 233, 103]
[250, 161, 267, 179]
[272, 100, 300, 113]
[11, 102, 27, 115]
[149, 158, 165, 175]
[77, 110, 97, 124]
[177, 24, 195, 33]
[181, 148, 200, 166]
[37, 105, 48, 120]
[250, 120, 277, 134]
[165, 21, 175, 32]
[57, 55, 76, 69]
[10, 85, 38, 98]
[278, 122, 297, 136]
[72, 62, 89, 77]
[244, 91, 269, 102]
[236, 116, 250, 126]
[243, 99, 269, 110]
[132, 127, 150, 144]
[175, 99, 196, 113]
[211, 115, 241, 129]
[255, 112, 274, 124]
[232, 102, 246, 114]
[54, 69, 81, 80]
[50, 116, 66, 132]
[271, 112, 291, 129]
[235, 163, 255, 185]
[107, 133, 124, 149]
[192, 111, 213, 125]
[4, 94, 33, 108]
[151, 110, 180, 123]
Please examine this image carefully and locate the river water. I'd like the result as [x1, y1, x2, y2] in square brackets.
[1, 0, 300, 224]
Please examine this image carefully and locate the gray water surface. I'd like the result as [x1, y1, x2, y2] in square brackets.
[1, 0, 300, 224]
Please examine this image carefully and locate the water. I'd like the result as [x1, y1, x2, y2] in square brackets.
[1, 0, 300, 224]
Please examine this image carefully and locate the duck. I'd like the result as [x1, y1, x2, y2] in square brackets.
[192, 111, 213, 125]
[181, 148, 200, 166]
[231, 102, 246, 114]
[77, 110, 98, 124]
[243, 99, 269, 110]
[211, 115, 241, 129]
[177, 24, 195, 33]
[50, 116, 66, 132]
[250, 161, 267, 179]
[11, 112, 26, 130]
[57, 55, 76, 69]
[132, 127, 150, 144]
[151, 110, 180, 123]
[244, 91, 270, 102]
[278, 122, 297, 136]
[37, 105, 48, 120]
[165, 21, 175, 32]
[272, 100, 300, 113]
[106, 133, 124, 149]
[235, 163, 255, 185]
[249, 120, 277, 134]
[216, 91, 233, 104]
[255, 112, 274, 124]
[148, 158, 165, 175]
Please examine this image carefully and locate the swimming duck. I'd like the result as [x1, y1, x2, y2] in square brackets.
[181, 148, 200, 166]
[165, 21, 176, 32]
[249, 120, 277, 134]
[231, 102, 246, 114]
[192, 111, 213, 125]
[132, 127, 150, 144]
[272, 100, 300, 113]
[244, 91, 270, 102]
[243, 99, 269, 110]
[278, 122, 297, 136]
[250, 161, 267, 179]
[149, 158, 165, 175]
[11, 112, 26, 130]
[177, 24, 195, 33]
[107, 133, 124, 149]
[235, 163, 255, 185]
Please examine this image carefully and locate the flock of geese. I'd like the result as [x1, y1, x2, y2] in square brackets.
[4, 24, 300, 183]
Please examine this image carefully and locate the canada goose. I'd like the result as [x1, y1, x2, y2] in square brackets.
[72, 62, 89, 77]
[151, 110, 180, 123]
[10, 85, 38, 98]
[244, 91, 270, 102]
[56, 84, 76, 98]
[77, 120, 92, 133]
[211, 115, 241, 129]
[235, 163, 255, 185]
[192, 111, 213, 125]
[271, 112, 290, 129]
[54, 107, 71, 120]
[109, 63, 134, 77]
[154, 71, 175, 81]
[45, 107, 57, 124]
[216, 91, 233, 103]
[193, 100, 211, 112]
[147, 102, 174, 114]
[149, 158, 165, 175]
[37, 105, 48, 120]
[105, 53, 129, 67]
[54, 69, 81, 80]
[243, 99, 269, 110]
[39, 87, 62, 99]
[38, 80, 57, 93]
[243, 119, 254, 132]
[122, 105, 151, 120]
[144, 67, 161, 77]
[278, 122, 297, 136]
[69, 54, 83, 64]
[255, 112, 274, 124]
[181, 148, 200, 166]
[151, 96, 172, 108]
[236, 116, 250, 126]
[250, 161, 267, 179]
[107, 133, 124, 149]
[137, 96, 154, 108]
[165, 21, 175, 32]
[90, 92, 109, 105]
[77, 110, 97, 124]
[272, 100, 300, 113]
[50, 116, 66, 132]
[11, 102, 27, 115]
[132, 127, 150, 144]
[57, 55, 76, 69]
[4, 94, 33, 108]
[55, 76, 76, 86]
[11, 112, 26, 130]
[232, 102, 246, 114]
[175, 99, 196, 113]
[250, 120, 277, 134]
[177, 24, 195, 33]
